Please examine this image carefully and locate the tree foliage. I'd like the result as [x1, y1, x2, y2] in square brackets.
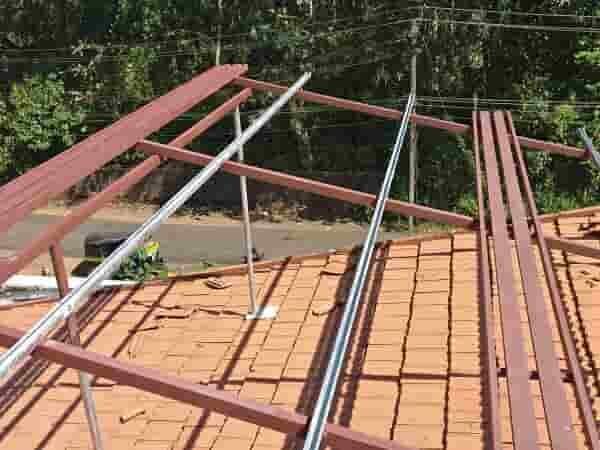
[0, 0, 599, 214]
[0, 74, 87, 179]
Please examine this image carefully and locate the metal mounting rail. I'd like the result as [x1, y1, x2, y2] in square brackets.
[0, 72, 311, 381]
[301, 93, 416, 450]
[578, 128, 600, 169]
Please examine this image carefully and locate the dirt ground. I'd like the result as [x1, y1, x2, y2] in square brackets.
[39, 200, 377, 228]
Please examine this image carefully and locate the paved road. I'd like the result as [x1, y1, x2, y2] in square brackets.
[1, 214, 405, 266]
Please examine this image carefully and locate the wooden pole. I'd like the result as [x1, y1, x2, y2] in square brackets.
[408, 22, 418, 231]
[215, 0, 223, 65]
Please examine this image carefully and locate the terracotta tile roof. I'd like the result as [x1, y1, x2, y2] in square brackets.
[0, 213, 599, 449]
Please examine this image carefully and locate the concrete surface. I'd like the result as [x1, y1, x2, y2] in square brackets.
[0, 214, 406, 269]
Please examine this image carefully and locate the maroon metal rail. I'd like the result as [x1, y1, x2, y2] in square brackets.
[476, 111, 540, 450]
[506, 111, 600, 450]
[471, 111, 502, 450]
[234, 76, 588, 159]
[0, 324, 416, 450]
[540, 205, 600, 222]
[545, 236, 600, 260]
[492, 111, 577, 449]
[0, 64, 248, 235]
[170, 87, 252, 148]
[49, 244, 70, 297]
[137, 140, 475, 228]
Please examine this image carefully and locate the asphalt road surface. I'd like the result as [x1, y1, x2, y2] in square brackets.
[1, 214, 406, 266]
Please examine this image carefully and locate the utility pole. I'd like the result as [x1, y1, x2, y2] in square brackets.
[408, 20, 419, 232]
[215, 0, 223, 65]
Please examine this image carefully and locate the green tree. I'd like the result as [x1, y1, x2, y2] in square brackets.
[0, 74, 87, 178]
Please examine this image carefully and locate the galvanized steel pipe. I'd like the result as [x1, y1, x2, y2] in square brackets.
[301, 93, 416, 450]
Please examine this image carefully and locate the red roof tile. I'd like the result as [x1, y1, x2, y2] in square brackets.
[1, 217, 599, 449]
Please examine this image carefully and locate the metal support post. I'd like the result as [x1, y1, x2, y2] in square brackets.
[49, 244, 104, 450]
[234, 108, 277, 320]
[0, 72, 310, 382]
[408, 33, 418, 231]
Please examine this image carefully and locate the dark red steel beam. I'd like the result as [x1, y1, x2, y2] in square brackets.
[233, 76, 470, 134]
[0, 65, 233, 207]
[0, 65, 245, 203]
[517, 136, 587, 159]
[233, 77, 588, 159]
[0, 155, 162, 285]
[492, 111, 577, 449]
[545, 235, 600, 260]
[170, 88, 252, 148]
[0, 297, 59, 310]
[471, 112, 502, 450]
[0, 324, 416, 450]
[477, 111, 540, 450]
[137, 140, 475, 228]
[539, 205, 600, 223]
[0, 65, 247, 236]
[49, 243, 70, 297]
[506, 111, 600, 450]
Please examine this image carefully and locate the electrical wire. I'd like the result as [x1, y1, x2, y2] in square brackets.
[408, 5, 600, 20]
[0, 18, 600, 65]
[0, 15, 413, 59]
[415, 17, 600, 33]
[2, 3, 599, 60]
[4, 3, 595, 56]
[3, 14, 599, 67]
[83, 95, 600, 120]
[0, 31, 213, 54]
[83, 100, 599, 131]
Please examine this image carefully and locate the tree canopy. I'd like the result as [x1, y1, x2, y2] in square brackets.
[0, 1, 599, 215]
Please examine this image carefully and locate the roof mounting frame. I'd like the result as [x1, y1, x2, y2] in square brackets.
[0, 63, 598, 450]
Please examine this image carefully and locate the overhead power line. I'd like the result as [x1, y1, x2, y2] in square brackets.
[81, 109, 592, 144]
[84, 93, 600, 116]
[84, 98, 600, 127]
[418, 95, 600, 105]
[0, 14, 413, 57]
[3, 4, 597, 56]
[4, 4, 600, 60]
[0, 29, 409, 65]
[415, 17, 600, 33]
[409, 5, 600, 20]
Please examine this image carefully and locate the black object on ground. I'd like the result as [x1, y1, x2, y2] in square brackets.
[242, 247, 264, 264]
[84, 232, 131, 259]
